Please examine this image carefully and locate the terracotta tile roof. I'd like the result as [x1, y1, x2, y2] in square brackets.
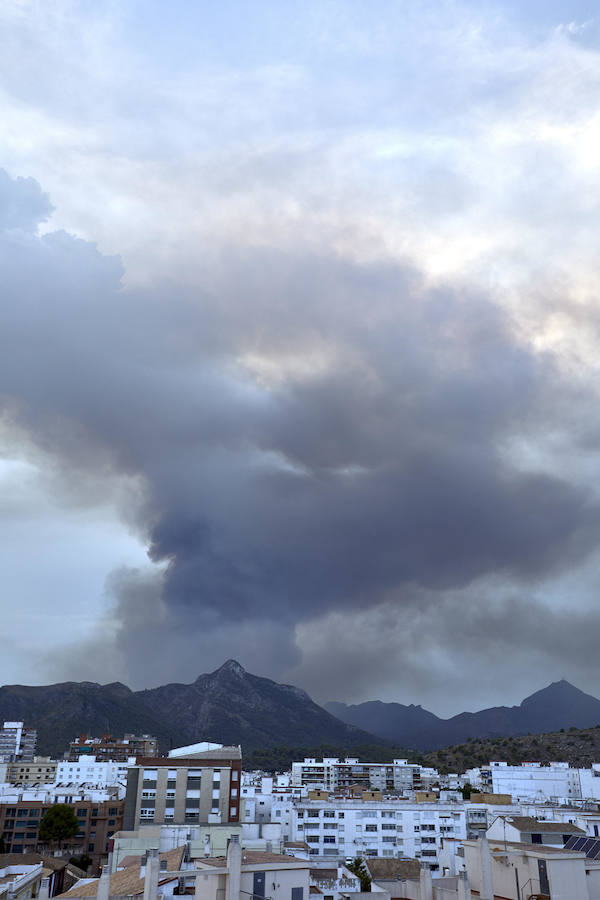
[502, 816, 585, 834]
[366, 859, 421, 880]
[198, 851, 308, 868]
[0, 855, 66, 871]
[56, 846, 186, 898]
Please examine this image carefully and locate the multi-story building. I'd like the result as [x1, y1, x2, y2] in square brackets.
[0, 724, 37, 763]
[290, 758, 439, 793]
[67, 734, 158, 763]
[473, 760, 600, 802]
[291, 797, 467, 871]
[56, 756, 133, 788]
[123, 743, 242, 831]
[0, 793, 124, 872]
[6, 758, 57, 786]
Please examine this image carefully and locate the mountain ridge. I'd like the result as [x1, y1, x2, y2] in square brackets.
[0, 660, 381, 756]
[326, 679, 600, 750]
[2, 665, 599, 758]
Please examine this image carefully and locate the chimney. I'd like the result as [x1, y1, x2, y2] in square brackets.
[143, 850, 160, 900]
[97, 864, 110, 900]
[226, 836, 242, 900]
[479, 835, 494, 900]
[457, 871, 471, 900]
[418, 867, 433, 900]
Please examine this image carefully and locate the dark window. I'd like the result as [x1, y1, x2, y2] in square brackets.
[538, 859, 549, 894]
[109, 808, 118, 815]
[88, 844, 95, 852]
[531, 833, 542, 844]
[92, 809, 98, 816]
[108, 819, 115, 826]
[29, 811, 38, 818]
[18, 810, 28, 817]
[26, 832, 37, 839]
[253, 872, 265, 899]
[91, 819, 97, 826]
[6, 809, 15, 817]
[292, 889, 304, 900]
[12, 845, 23, 852]
[77, 809, 87, 816]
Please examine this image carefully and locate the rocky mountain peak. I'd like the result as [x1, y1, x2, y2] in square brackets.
[215, 659, 246, 677]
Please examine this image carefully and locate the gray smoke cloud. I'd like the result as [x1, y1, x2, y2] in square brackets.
[2, 166, 600, 710]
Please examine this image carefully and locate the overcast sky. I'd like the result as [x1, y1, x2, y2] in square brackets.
[2, 0, 600, 716]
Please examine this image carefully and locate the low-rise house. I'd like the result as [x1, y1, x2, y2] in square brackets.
[487, 814, 585, 846]
[55, 847, 187, 900]
[309, 865, 359, 900]
[195, 841, 310, 900]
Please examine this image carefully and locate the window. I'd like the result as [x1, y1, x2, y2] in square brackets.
[323, 836, 336, 844]
[88, 844, 95, 852]
[18, 810, 28, 817]
[306, 835, 320, 843]
[308, 810, 320, 818]
[108, 819, 115, 826]
[230, 807, 236, 817]
[323, 811, 335, 818]
[232, 770, 239, 781]
[77, 809, 87, 817]
[291, 889, 303, 900]
[365, 825, 377, 833]
[338, 813, 344, 819]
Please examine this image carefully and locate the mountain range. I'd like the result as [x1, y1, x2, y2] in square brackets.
[326, 680, 600, 750]
[0, 660, 376, 756]
[2, 662, 600, 757]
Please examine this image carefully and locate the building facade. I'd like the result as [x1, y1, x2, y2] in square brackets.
[290, 758, 438, 793]
[0, 796, 124, 872]
[6, 758, 57, 786]
[67, 735, 158, 763]
[0, 723, 37, 764]
[123, 745, 242, 831]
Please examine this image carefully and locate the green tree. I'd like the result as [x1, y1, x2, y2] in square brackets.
[39, 806, 79, 849]
[69, 854, 92, 872]
[461, 782, 472, 799]
[347, 857, 371, 892]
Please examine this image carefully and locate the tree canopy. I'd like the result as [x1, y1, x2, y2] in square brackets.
[39, 805, 80, 848]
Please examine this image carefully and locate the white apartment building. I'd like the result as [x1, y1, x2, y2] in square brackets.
[473, 761, 600, 802]
[291, 798, 467, 871]
[291, 758, 439, 793]
[0, 722, 36, 763]
[0, 783, 124, 804]
[56, 755, 134, 788]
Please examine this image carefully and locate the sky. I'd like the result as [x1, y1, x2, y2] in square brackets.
[2, 0, 600, 716]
